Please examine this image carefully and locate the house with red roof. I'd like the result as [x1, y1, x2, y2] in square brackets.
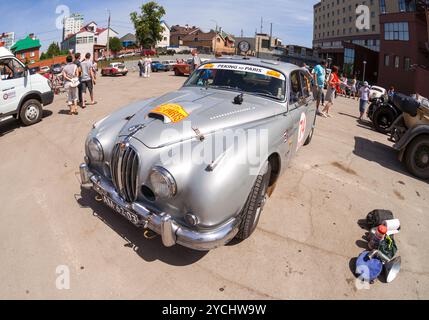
[61, 21, 118, 59]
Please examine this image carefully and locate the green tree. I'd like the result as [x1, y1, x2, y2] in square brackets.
[46, 42, 61, 58]
[130, 1, 166, 49]
[109, 37, 123, 53]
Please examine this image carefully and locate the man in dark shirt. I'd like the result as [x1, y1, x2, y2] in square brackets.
[74, 53, 83, 106]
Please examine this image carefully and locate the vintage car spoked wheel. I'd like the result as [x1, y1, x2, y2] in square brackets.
[372, 106, 396, 134]
[236, 162, 271, 240]
[20, 99, 42, 126]
[405, 135, 429, 179]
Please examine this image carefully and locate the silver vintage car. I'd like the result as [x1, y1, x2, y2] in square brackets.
[80, 57, 317, 251]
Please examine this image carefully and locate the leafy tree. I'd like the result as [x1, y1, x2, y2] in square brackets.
[130, 2, 166, 49]
[46, 42, 61, 58]
[40, 52, 47, 60]
[109, 37, 123, 53]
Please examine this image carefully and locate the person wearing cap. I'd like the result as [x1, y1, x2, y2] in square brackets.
[358, 81, 371, 121]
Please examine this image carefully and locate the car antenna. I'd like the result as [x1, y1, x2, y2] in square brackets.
[233, 93, 244, 105]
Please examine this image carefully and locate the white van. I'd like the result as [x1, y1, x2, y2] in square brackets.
[0, 47, 54, 126]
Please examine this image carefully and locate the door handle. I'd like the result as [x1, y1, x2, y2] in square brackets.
[2, 87, 15, 92]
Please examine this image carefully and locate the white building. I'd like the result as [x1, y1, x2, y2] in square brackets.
[63, 13, 84, 41]
[61, 22, 118, 59]
[156, 21, 170, 48]
[0, 32, 15, 49]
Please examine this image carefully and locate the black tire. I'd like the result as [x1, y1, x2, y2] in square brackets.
[19, 99, 43, 126]
[304, 127, 314, 146]
[174, 69, 181, 76]
[405, 135, 429, 180]
[236, 162, 271, 240]
[372, 106, 397, 134]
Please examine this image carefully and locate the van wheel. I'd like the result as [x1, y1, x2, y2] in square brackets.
[20, 99, 43, 126]
[405, 135, 429, 180]
[236, 162, 271, 240]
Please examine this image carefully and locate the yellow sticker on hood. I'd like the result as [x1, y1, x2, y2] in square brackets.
[151, 104, 189, 123]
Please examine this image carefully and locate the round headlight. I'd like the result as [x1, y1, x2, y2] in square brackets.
[149, 167, 177, 199]
[87, 138, 104, 162]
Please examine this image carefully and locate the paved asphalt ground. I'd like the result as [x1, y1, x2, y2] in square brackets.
[0, 69, 428, 299]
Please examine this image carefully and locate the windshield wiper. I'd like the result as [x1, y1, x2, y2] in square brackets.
[210, 85, 241, 92]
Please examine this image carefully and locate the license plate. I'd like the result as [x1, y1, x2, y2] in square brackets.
[102, 195, 140, 226]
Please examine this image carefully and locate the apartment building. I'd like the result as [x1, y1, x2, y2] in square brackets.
[63, 14, 84, 41]
[313, 0, 382, 82]
[313, 0, 381, 51]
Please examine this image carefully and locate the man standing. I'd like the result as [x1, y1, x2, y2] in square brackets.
[358, 81, 371, 121]
[138, 57, 144, 77]
[73, 53, 83, 106]
[312, 60, 327, 115]
[80, 53, 96, 108]
[191, 50, 202, 73]
[144, 55, 152, 78]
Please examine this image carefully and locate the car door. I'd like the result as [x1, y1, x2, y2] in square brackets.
[287, 70, 308, 155]
[0, 58, 29, 115]
[299, 70, 317, 140]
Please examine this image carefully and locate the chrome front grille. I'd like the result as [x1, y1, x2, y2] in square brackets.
[111, 143, 139, 203]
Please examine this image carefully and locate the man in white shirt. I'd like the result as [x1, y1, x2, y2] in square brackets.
[144, 55, 152, 78]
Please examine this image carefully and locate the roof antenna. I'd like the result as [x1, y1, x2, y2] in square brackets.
[233, 93, 244, 105]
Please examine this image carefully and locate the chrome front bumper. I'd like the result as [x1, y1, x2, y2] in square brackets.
[80, 163, 239, 251]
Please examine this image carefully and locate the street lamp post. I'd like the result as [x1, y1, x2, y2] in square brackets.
[363, 60, 367, 82]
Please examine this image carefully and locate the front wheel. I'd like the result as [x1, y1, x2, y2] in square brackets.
[236, 162, 271, 240]
[19, 99, 43, 126]
[372, 106, 397, 134]
[405, 135, 429, 180]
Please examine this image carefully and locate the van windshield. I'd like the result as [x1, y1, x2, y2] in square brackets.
[184, 62, 286, 101]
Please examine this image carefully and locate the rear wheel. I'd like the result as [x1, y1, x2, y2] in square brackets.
[174, 68, 181, 76]
[19, 99, 43, 126]
[373, 106, 397, 134]
[236, 162, 271, 240]
[405, 135, 429, 180]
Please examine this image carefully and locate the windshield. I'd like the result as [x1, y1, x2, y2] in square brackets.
[184, 62, 286, 101]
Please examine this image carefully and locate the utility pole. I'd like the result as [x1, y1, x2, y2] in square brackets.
[260, 17, 263, 34]
[106, 9, 111, 60]
[269, 23, 273, 50]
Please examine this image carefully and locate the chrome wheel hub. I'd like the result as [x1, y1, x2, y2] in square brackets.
[26, 105, 39, 121]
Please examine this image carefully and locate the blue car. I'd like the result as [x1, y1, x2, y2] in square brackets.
[151, 61, 169, 72]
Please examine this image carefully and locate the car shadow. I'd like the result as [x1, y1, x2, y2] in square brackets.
[353, 136, 413, 178]
[77, 187, 208, 266]
[0, 110, 53, 137]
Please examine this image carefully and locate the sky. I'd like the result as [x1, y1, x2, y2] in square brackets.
[0, 0, 315, 52]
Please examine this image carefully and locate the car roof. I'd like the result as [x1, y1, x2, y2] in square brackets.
[202, 56, 300, 75]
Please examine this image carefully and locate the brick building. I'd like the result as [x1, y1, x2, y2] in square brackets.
[377, 0, 429, 96]
[10, 34, 41, 65]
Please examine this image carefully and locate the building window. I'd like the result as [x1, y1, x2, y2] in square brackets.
[384, 54, 390, 66]
[398, 0, 406, 12]
[394, 56, 400, 68]
[380, 0, 386, 14]
[344, 48, 355, 76]
[404, 57, 411, 70]
[30, 51, 35, 57]
[384, 22, 409, 41]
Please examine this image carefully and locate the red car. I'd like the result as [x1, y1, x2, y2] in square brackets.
[101, 63, 128, 76]
[141, 49, 156, 56]
[173, 59, 192, 76]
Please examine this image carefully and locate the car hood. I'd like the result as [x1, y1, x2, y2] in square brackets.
[118, 88, 284, 148]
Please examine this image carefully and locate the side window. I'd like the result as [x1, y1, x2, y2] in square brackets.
[299, 72, 312, 98]
[289, 71, 303, 105]
[0, 59, 25, 80]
